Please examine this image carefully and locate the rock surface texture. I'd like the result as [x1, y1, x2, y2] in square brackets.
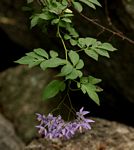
[0, 113, 24, 150]
[25, 118, 134, 150]
[0, 65, 58, 143]
[0, 65, 134, 149]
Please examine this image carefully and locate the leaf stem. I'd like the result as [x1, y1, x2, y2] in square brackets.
[57, 21, 68, 61]
[50, 93, 67, 114]
[76, 49, 84, 52]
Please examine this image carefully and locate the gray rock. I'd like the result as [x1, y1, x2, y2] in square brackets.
[0, 113, 24, 150]
[25, 118, 134, 150]
[0, 65, 59, 143]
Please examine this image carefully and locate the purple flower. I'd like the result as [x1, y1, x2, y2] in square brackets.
[62, 122, 77, 139]
[75, 107, 95, 132]
[76, 107, 94, 123]
[35, 107, 94, 140]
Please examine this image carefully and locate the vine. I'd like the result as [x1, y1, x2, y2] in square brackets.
[16, 0, 117, 113]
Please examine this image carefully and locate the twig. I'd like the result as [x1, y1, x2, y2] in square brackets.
[78, 12, 134, 44]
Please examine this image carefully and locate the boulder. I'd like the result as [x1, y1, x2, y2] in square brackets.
[25, 117, 134, 150]
[0, 113, 24, 150]
[0, 64, 134, 145]
[0, 65, 58, 143]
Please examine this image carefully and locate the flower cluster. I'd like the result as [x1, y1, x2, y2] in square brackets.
[36, 107, 94, 140]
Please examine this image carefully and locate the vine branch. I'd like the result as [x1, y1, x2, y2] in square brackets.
[57, 22, 68, 61]
[74, 10, 134, 44]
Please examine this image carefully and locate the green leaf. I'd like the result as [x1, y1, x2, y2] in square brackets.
[95, 86, 103, 92]
[26, 52, 44, 60]
[48, 2, 66, 15]
[39, 12, 54, 20]
[79, 0, 96, 9]
[62, 0, 68, 6]
[63, 13, 74, 17]
[66, 68, 80, 80]
[92, 41, 101, 48]
[30, 15, 39, 28]
[76, 59, 84, 69]
[94, 49, 110, 58]
[98, 43, 117, 51]
[86, 83, 97, 91]
[72, 2, 83, 12]
[80, 77, 89, 84]
[70, 39, 78, 46]
[50, 50, 58, 58]
[77, 70, 83, 78]
[88, 76, 102, 84]
[86, 88, 100, 105]
[57, 63, 73, 77]
[78, 37, 97, 48]
[68, 50, 79, 66]
[51, 18, 60, 24]
[43, 80, 66, 100]
[66, 25, 79, 37]
[85, 37, 97, 47]
[77, 82, 81, 88]
[81, 85, 87, 94]
[64, 34, 71, 40]
[78, 38, 86, 48]
[88, 0, 101, 7]
[59, 20, 68, 28]
[81, 83, 100, 105]
[62, 18, 72, 23]
[15, 56, 43, 68]
[28, 60, 42, 68]
[15, 56, 34, 64]
[34, 48, 49, 59]
[40, 58, 66, 70]
[84, 49, 98, 61]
